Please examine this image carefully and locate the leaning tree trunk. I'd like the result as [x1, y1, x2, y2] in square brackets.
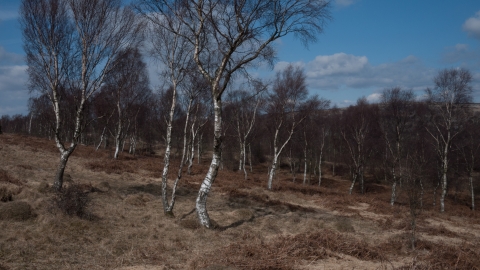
[165, 98, 192, 214]
[196, 98, 222, 228]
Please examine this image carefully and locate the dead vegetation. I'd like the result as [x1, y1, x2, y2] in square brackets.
[1, 133, 480, 269]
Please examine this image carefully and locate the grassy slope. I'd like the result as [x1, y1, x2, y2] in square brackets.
[0, 133, 479, 270]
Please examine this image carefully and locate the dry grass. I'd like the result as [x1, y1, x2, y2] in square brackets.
[1, 133, 480, 269]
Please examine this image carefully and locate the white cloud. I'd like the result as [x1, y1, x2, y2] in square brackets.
[0, 47, 24, 65]
[0, 10, 18, 22]
[335, 0, 357, 7]
[0, 48, 29, 116]
[273, 61, 305, 72]
[463, 11, 480, 39]
[442, 44, 480, 70]
[277, 53, 434, 92]
[306, 53, 368, 77]
[366, 93, 382, 103]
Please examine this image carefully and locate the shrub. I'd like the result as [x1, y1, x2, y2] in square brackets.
[51, 184, 91, 219]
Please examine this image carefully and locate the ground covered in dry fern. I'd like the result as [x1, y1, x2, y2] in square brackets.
[1, 133, 480, 269]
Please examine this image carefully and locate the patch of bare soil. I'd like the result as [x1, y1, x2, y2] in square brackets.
[1, 133, 480, 269]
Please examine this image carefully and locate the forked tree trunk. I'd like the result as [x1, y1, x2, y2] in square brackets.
[196, 98, 222, 228]
[165, 98, 192, 214]
[53, 149, 74, 190]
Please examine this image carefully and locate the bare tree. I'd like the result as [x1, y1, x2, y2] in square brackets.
[149, 18, 194, 216]
[21, 0, 142, 190]
[455, 112, 480, 211]
[380, 87, 415, 205]
[136, 0, 331, 228]
[266, 65, 321, 190]
[225, 82, 266, 180]
[102, 48, 151, 159]
[425, 68, 473, 212]
[341, 98, 380, 194]
[313, 107, 331, 186]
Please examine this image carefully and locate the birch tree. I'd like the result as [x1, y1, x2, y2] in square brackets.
[379, 87, 415, 205]
[225, 83, 265, 180]
[266, 65, 319, 190]
[103, 48, 150, 159]
[21, 0, 142, 190]
[425, 68, 473, 212]
[149, 17, 194, 216]
[455, 112, 480, 211]
[313, 106, 330, 186]
[341, 98, 380, 194]
[137, 0, 331, 228]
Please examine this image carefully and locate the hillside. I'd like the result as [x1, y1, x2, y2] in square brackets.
[0, 133, 479, 269]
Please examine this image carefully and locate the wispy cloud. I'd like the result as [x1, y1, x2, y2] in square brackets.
[275, 53, 434, 92]
[463, 11, 480, 40]
[0, 46, 29, 116]
[335, 0, 358, 8]
[0, 10, 18, 22]
[0, 46, 24, 65]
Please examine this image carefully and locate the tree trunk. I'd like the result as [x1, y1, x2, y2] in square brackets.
[268, 154, 278, 190]
[242, 142, 247, 180]
[349, 172, 357, 195]
[470, 175, 475, 211]
[188, 133, 195, 175]
[239, 141, 244, 172]
[196, 98, 222, 228]
[53, 150, 74, 190]
[391, 181, 397, 206]
[161, 82, 177, 216]
[440, 156, 448, 212]
[96, 126, 107, 151]
[318, 156, 322, 186]
[248, 143, 252, 173]
[303, 148, 307, 185]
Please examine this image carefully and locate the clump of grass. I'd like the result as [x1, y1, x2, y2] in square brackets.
[194, 229, 383, 269]
[86, 160, 135, 174]
[50, 184, 92, 219]
[334, 216, 355, 232]
[0, 169, 23, 186]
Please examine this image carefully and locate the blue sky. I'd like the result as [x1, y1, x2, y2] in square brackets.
[1, 0, 480, 115]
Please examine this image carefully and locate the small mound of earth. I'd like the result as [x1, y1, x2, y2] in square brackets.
[0, 201, 36, 221]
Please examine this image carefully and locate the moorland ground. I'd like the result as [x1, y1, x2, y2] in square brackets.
[1, 133, 480, 269]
